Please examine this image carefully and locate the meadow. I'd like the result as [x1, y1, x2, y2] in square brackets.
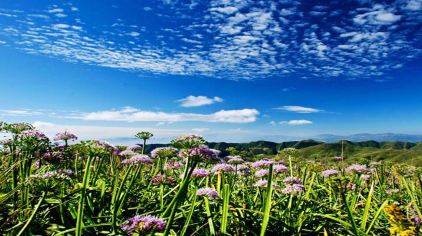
[0, 122, 421, 235]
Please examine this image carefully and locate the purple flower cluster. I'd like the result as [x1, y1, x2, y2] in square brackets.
[274, 164, 288, 174]
[226, 156, 244, 164]
[191, 168, 210, 178]
[119, 150, 137, 157]
[164, 160, 183, 170]
[253, 180, 279, 189]
[20, 130, 48, 141]
[121, 154, 153, 165]
[179, 145, 219, 161]
[236, 164, 251, 176]
[54, 131, 77, 141]
[321, 169, 339, 178]
[360, 174, 371, 180]
[150, 147, 178, 159]
[212, 163, 235, 174]
[171, 134, 205, 148]
[345, 164, 368, 174]
[283, 176, 302, 185]
[42, 151, 63, 160]
[252, 159, 275, 168]
[94, 140, 115, 150]
[32, 169, 74, 181]
[197, 187, 219, 200]
[151, 174, 176, 185]
[120, 215, 166, 235]
[282, 184, 305, 195]
[255, 169, 269, 177]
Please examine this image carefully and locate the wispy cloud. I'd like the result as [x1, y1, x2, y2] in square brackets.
[275, 106, 321, 113]
[0, 1, 420, 80]
[280, 120, 313, 126]
[177, 95, 223, 107]
[0, 109, 44, 116]
[68, 106, 259, 123]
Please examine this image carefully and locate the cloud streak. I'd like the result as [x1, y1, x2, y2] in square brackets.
[280, 120, 313, 126]
[275, 106, 322, 113]
[177, 95, 223, 107]
[69, 106, 259, 123]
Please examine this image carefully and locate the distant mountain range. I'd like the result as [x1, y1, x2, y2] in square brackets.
[139, 139, 422, 166]
[311, 133, 422, 142]
[106, 133, 422, 145]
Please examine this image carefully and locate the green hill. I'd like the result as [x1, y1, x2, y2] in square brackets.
[143, 140, 422, 166]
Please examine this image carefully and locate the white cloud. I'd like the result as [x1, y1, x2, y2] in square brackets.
[177, 95, 223, 107]
[210, 6, 238, 15]
[47, 8, 64, 13]
[374, 11, 401, 23]
[275, 106, 321, 113]
[353, 7, 401, 25]
[128, 31, 140, 37]
[280, 120, 313, 126]
[404, 0, 422, 11]
[70, 106, 259, 123]
[0, 109, 43, 116]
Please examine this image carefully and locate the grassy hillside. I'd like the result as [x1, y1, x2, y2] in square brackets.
[143, 140, 422, 166]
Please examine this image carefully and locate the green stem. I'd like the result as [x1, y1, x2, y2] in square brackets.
[75, 155, 93, 236]
[16, 191, 46, 236]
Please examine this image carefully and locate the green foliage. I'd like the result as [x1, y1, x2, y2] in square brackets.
[0, 125, 421, 235]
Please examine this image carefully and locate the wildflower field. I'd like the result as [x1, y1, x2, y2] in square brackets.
[0, 122, 421, 235]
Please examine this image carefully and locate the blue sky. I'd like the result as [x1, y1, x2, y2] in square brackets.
[0, 0, 421, 143]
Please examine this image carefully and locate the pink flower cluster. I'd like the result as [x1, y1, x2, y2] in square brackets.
[120, 215, 166, 235]
[54, 131, 77, 141]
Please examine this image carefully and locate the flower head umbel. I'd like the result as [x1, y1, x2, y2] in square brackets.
[255, 169, 269, 177]
[31, 169, 74, 181]
[236, 164, 251, 176]
[20, 130, 49, 142]
[119, 150, 137, 157]
[346, 164, 368, 174]
[197, 187, 219, 200]
[226, 156, 244, 164]
[283, 176, 302, 185]
[179, 145, 219, 162]
[274, 164, 289, 174]
[171, 134, 205, 149]
[54, 131, 77, 142]
[164, 160, 183, 170]
[254, 180, 279, 189]
[150, 147, 178, 159]
[322, 169, 339, 178]
[252, 159, 275, 169]
[191, 168, 210, 178]
[212, 163, 235, 174]
[282, 184, 305, 195]
[120, 215, 166, 236]
[151, 174, 176, 185]
[121, 154, 153, 165]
